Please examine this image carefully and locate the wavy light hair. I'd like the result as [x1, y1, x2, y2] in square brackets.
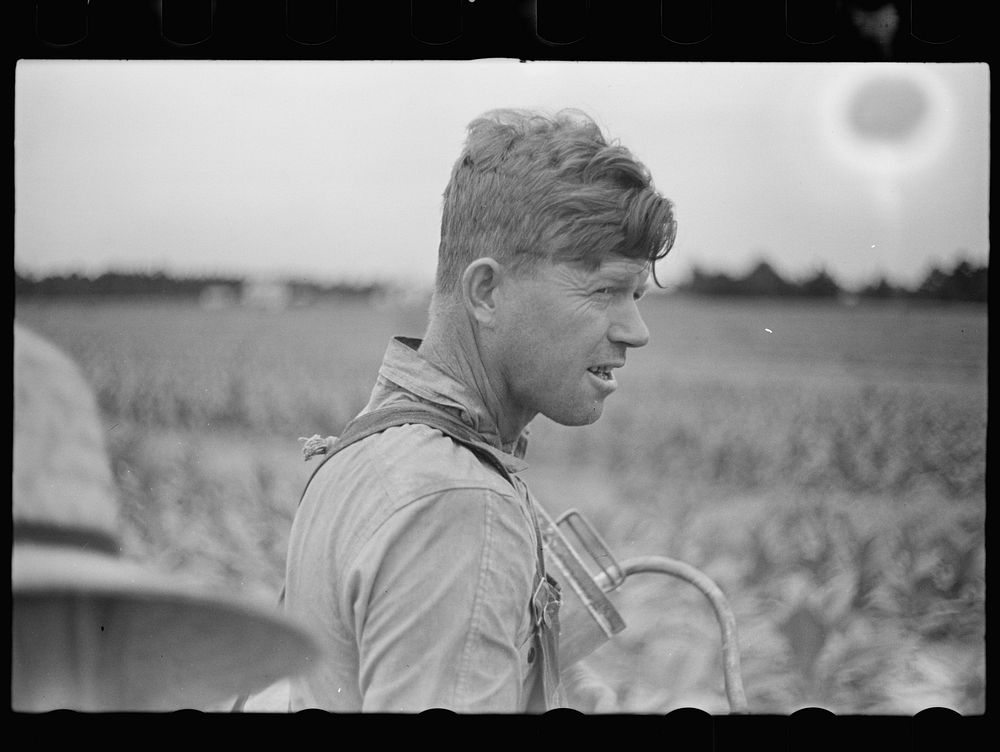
[435, 108, 677, 295]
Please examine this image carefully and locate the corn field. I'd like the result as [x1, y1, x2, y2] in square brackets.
[14, 294, 986, 714]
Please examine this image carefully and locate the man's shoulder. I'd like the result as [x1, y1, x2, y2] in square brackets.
[317, 421, 518, 501]
[296, 423, 529, 568]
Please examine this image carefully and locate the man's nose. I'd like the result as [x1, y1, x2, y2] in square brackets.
[609, 300, 650, 348]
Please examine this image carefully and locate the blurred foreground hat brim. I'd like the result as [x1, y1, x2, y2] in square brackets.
[13, 544, 319, 712]
[13, 323, 321, 711]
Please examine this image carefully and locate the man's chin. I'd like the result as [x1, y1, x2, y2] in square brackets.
[546, 402, 605, 427]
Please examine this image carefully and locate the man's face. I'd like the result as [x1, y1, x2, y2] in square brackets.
[491, 253, 651, 431]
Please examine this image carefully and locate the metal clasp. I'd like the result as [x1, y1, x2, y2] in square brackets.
[554, 509, 626, 592]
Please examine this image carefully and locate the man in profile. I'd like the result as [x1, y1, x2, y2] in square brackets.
[284, 108, 677, 712]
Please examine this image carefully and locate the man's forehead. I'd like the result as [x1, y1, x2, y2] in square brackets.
[591, 256, 651, 282]
[544, 254, 652, 289]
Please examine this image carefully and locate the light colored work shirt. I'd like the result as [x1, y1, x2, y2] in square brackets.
[284, 337, 550, 713]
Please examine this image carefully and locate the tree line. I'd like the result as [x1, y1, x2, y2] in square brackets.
[13, 270, 383, 301]
[677, 258, 987, 303]
[13, 257, 988, 303]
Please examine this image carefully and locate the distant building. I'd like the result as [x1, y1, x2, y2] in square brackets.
[372, 282, 433, 311]
[241, 277, 291, 311]
[199, 284, 239, 310]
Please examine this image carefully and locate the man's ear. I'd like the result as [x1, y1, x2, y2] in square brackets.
[460, 258, 503, 326]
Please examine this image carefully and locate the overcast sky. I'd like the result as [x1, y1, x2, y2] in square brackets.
[14, 60, 989, 289]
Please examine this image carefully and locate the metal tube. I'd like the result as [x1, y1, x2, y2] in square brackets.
[607, 556, 749, 714]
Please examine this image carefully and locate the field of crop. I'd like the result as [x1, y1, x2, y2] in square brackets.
[14, 294, 987, 714]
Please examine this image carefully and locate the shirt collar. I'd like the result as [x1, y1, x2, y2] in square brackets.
[369, 336, 530, 472]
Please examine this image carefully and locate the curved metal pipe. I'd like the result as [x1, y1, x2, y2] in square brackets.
[607, 556, 749, 714]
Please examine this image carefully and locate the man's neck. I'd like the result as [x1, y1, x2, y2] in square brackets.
[418, 302, 530, 447]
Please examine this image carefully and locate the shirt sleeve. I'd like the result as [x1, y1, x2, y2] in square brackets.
[343, 486, 539, 713]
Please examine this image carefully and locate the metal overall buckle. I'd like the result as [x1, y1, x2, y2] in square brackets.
[532, 573, 561, 630]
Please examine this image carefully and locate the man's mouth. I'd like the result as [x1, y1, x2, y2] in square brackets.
[587, 366, 615, 381]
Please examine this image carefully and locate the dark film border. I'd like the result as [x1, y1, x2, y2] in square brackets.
[7, 0, 991, 741]
[10, 0, 992, 62]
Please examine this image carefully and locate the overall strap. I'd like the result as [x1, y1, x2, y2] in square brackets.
[300, 404, 518, 501]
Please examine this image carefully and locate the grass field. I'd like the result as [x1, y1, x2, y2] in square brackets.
[14, 294, 987, 714]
